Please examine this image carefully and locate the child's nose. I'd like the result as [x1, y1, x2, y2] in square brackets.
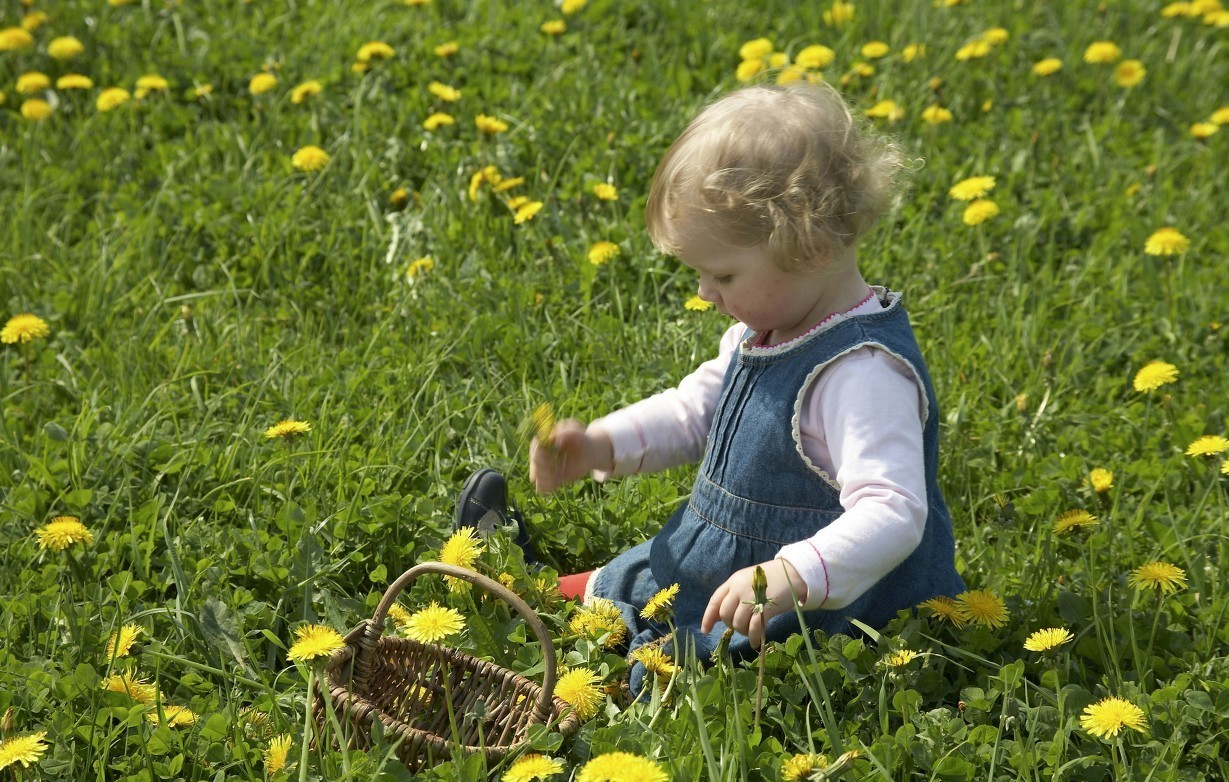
[696, 279, 720, 304]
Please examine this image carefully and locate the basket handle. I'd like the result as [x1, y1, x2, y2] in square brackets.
[353, 562, 559, 725]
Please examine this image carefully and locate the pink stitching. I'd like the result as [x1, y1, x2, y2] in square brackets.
[757, 287, 876, 349]
[806, 540, 830, 605]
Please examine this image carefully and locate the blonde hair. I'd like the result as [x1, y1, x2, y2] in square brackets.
[645, 83, 905, 270]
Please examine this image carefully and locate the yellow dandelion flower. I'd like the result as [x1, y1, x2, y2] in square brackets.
[101, 672, 159, 704]
[291, 145, 330, 172]
[135, 74, 169, 98]
[540, 20, 566, 35]
[629, 645, 676, 678]
[1162, 1, 1193, 15]
[286, 624, 345, 662]
[823, 1, 855, 28]
[735, 58, 764, 82]
[962, 199, 1000, 226]
[0, 27, 35, 52]
[387, 603, 413, 629]
[193, 84, 214, 99]
[48, 36, 85, 60]
[507, 195, 531, 211]
[588, 241, 620, 266]
[503, 754, 564, 782]
[1088, 468, 1114, 493]
[357, 41, 395, 62]
[920, 595, 967, 627]
[0, 732, 48, 771]
[21, 99, 53, 121]
[492, 176, 525, 193]
[921, 105, 953, 124]
[1115, 59, 1146, 87]
[555, 668, 603, 720]
[405, 0, 430, 5]
[428, 81, 462, 102]
[476, 114, 509, 134]
[249, 73, 278, 95]
[866, 99, 904, 121]
[738, 37, 774, 61]
[1023, 627, 1073, 653]
[147, 705, 196, 727]
[1033, 57, 1063, 76]
[403, 602, 465, 644]
[562, 0, 587, 13]
[1210, 106, 1229, 124]
[423, 112, 455, 130]
[1129, 561, 1188, 594]
[957, 589, 1009, 628]
[264, 419, 311, 439]
[105, 623, 144, 659]
[1053, 509, 1097, 535]
[1084, 41, 1122, 63]
[34, 516, 94, 551]
[1132, 361, 1179, 392]
[2, 313, 50, 344]
[884, 649, 920, 668]
[529, 402, 556, 443]
[861, 41, 890, 59]
[592, 183, 619, 201]
[389, 188, 410, 209]
[776, 65, 806, 85]
[1080, 697, 1147, 739]
[1190, 121, 1219, 139]
[949, 176, 996, 200]
[406, 256, 435, 280]
[796, 44, 835, 69]
[21, 11, 49, 31]
[290, 80, 323, 104]
[981, 27, 1009, 45]
[568, 598, 628, 647]
[640, 583, 680, 622]
[56, 74, 94, 90]
[577, 752, 668, 782]
[514, 201, 543, 224]
[1221, 458, 1229, 476]
[439, 527, 484, 592]
[955, 40, 992, 60]
[1186, 435, 1229, 457]
[16, 72, 50, 95]
[434, 41, 459, 57]
[685, 295, 713, 312]
[265, 734, 292, 774]
[782, 753, 828, 781]
[1144, 227, 1189, 256]
[902, 43, 926, 62]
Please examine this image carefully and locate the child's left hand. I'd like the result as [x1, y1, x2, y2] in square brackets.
[701, 559, 808, 649]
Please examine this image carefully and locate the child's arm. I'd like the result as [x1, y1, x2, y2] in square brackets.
[701, 559, 808, 649]
[529, 420, 614, 494]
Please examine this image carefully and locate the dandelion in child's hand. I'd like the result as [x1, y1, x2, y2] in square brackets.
[264, 419, 311, 440]
[287, 624, 345, 662]
[0, 732, 48, 771]
[949, 176, 996, 200]
[264, 734, 292, 774]
[1088, 468, 1113, 493]
[569, 598, 628, 647]
[101, 672, 159, 703]
[292, 146, 330, 172]
[576, 752, 668, 782]
[957, 589, 1009, 628]
[439, 527, 484, 592]
[105, 623, 144, 659]
[920, 595, 967, 627]
[146, 705, 196, 727]
[1080, 697, 1147, 739]
[1132, 361, 1178, 392]
[2, 314, 50, 344]
[641, 583, 681, 622]
[502, 754, 564, 782]
[1129, 562, 1187, 595]
[782, 753, 828, 781]
[1024, 627, 1073, 652]
[1185, 435, 1229, 457]
[1053, 509, 1097, 535]
[1144, 227, 1189, 256]
[555, 668, 603, 720]
[403, 602, 465, 643]
[35, 516, 94, 551]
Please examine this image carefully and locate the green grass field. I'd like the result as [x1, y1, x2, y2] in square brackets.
[2, 0, 1228, 779]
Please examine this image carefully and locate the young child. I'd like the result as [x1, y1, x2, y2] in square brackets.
[517, 83, 964, 691]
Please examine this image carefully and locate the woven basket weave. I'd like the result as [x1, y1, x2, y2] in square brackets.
[313, 562, 581, 772]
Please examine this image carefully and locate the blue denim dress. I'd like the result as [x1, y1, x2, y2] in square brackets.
[589, 289, 964, 694]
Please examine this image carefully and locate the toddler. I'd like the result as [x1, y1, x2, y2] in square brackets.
[526, 83, 964, 691]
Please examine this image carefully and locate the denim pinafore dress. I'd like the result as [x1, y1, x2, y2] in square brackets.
[589, 289, 964, 694]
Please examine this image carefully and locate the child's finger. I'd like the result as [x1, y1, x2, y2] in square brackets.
[701, 584, 728, 633]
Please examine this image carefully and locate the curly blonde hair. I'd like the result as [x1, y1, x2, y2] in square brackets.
[645, 83, 905, 270]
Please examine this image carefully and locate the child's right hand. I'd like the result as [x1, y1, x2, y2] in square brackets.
[529, 419, 614, 494]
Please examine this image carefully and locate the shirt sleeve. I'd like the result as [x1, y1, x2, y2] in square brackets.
[589, 323, 745, 480]
[776, 347, 929, 610]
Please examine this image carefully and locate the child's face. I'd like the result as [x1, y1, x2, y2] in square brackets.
[673, 217, 833, 341]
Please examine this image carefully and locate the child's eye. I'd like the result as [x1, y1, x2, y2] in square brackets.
[713, 274, 733, 284]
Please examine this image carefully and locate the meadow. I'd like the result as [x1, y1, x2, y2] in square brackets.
[2, 0, 1228, 779]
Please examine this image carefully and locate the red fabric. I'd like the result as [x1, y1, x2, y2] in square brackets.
[558, 571, 594, 600]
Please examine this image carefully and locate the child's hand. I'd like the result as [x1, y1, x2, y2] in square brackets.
[528, 419, 614, 494]
[701, 559, 808, 649]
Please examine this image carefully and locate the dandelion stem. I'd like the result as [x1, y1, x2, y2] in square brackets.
[299, 667, 314, 782]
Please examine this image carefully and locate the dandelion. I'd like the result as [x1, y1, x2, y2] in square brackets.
[569, 598, 628, 647]
[48, 35, 85, 60]
[1088, 468, 1114, 493]
[101, 672, 159, 704]
[403, 602, 465, 643]
[555, 668, 603, 720]
[1053, 509, 1097, 535]
[1161, 1, 1193, 15]
[406, 257, 435, 280]
[0, 27, 35, 52]
[796, 45, 835, 69]
[423, 112, 455, 130]
[35, 516, 94, 551]
[265, 734, 292, 774]
[290, 80, 323, 104]
[1115, 59, 1146, 87]
[1144, 227, 1190, 256]
[981, 27, 1009, 45]
[577, 752, 669, 782]
[1129, 562, 1188, 595]
[193, 84, 214, 99]
[562, 0, 587, 13]
[957, 589, 1009, 628]
[861, 41, 889, 59]
[1033, 57, 1063, 76]
[823, 1, 855, 28]
[513, 201, 543, 224]
[540, 20, 566, 35]
[921, 105, 953, 124]
[286, 624, 345, 662]
[1210, 106, 1229, 124]
[357, 41, 395, 62]
[57, 74, 94, 90]
[2, 314, 50, 344]
[920, 595, 967, 627]
[405, 0, 430, 5]
[962, 199, 1000, 226]
[738, 37, 774, 61]
[434, 41, 459, 57]
[387, 603, 413, 629]
[291, 146, 330, 172]
[901, 43, 926, 62]
[1189, 122, 1218, 139]
[134, 74, 170, 99]
[1186, 435, 1229, 456]
[1132, 361, 1179, 392]
[866, 100, 904, 122]
[782, 753, 828, 781]
[503, 754, 565, 782]
[884, 649, 920, 668]
[105, 623, 144, 659]
[529, 402, 556, 443]
[955, 40, 992, 60]
[949, 176, 996, 200]
[685, 295, 713, 312]
[389, 188, 410, 209]
[20, 99, 52, 121]
[1084, 41, 1122, 63]
[640, 583, 680, 622]
[735, 58, 764, 81]
[439, 527, 484, 591]
[0, 732, 48, 771]
[16, 72, 50, 95]
[428, 81, 462, 102]
[1080, 697, 1147, 739]
[248, 73, 278, 95]
[146, 705, 197, 727]
[1024, 627, 1073, 653]
[588, 241, 620, 266]
[630, 645, 677, 678]
[592, 183, 619, 201]
[492, 176, 525, 193]
[476, 114, 509, 134]
[264, 419, 312, 440]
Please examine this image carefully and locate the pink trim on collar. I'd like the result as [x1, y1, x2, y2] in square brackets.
[755, 287, 877, 348]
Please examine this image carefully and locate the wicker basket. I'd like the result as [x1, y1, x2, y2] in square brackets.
[313, 562, 581, 772]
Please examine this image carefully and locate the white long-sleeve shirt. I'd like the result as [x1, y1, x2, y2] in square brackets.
[589, 294, 929, 611]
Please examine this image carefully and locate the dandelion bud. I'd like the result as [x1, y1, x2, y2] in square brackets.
[1, 707, 14, 734]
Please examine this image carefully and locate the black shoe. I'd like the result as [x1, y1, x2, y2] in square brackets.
[455, 468, 538, 563]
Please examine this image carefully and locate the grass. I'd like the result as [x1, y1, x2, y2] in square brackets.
[2, 0, 1228, 779]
